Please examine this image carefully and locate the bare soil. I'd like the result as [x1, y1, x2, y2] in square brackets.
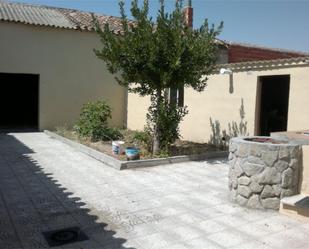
[55, 129, 220, 161]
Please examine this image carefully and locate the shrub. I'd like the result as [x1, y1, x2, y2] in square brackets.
[74, 100, 122, 141]
[103, 127, 123, 141]
[133, 129, 153, 152]
[120, 129, 152, 151]
[146, 97, 188, 152]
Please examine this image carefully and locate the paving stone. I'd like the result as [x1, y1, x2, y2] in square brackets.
[258, 230, 306, 249]
[213, 214, 249, 228]
[185, 237, 223, 249]
[134, 232, 176, 249]
[161, 243, 189, 249]
[167, 226, 203, 242]
[230, 240, 273, 249]
[0, 132, 308, 249]
[237, 222, 272, 238]
[195, 219, 227, 234]
[207, 230, 251, 248]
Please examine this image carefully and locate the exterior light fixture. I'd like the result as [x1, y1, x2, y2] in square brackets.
[220, 68, 233, 75]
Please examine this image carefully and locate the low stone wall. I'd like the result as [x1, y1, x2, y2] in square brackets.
[228, 137, 302, 210]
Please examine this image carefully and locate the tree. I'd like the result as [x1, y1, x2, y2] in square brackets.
[93, 0, 223, 154]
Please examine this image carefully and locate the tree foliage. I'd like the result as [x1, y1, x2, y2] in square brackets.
[93, 0, 223, 153]
[146, 95, 188, 151]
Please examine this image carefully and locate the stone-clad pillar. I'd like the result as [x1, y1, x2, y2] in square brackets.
[228, 137, 302, 210]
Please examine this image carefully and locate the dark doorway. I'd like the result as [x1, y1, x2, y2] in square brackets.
[0, 73, 39, 130]
[257, 75, 290, 136]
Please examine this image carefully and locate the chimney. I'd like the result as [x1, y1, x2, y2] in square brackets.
[183, 0, 193, 28]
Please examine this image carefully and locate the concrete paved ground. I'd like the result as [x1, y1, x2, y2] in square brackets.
[0, 132, 308, 249]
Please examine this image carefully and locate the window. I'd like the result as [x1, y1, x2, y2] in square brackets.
[167, 86, 184, 107]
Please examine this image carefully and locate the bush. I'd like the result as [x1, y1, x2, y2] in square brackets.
[146, 97, 188, 152]
[74, 100, 122, 141]
[120, 129, 151, 150]
[103, 127, 123, 141]
[133, 129, 152, 152]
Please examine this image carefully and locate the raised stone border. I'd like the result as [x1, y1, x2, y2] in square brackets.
[45, 130, 228, 170]
[229, 136, 302, 210]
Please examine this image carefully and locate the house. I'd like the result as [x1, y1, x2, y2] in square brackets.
[127, 2, 309, 142]
[226, 41, 308, 63]
[0, 1, 126, 130]
[1, 1, 308, 141]
[128, 57, 309, 142]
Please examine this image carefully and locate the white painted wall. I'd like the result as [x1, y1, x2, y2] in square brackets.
[128, 65, 309, 143]
[0, 22, 126, 130]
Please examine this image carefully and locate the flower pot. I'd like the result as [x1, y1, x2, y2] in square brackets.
[112, 141, 125, 155]
[125, 147, 140, 161]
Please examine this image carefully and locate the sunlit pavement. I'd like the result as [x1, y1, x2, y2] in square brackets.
[0, 132, 308, 249]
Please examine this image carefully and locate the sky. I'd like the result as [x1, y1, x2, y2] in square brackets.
[11, 0, 309, 53]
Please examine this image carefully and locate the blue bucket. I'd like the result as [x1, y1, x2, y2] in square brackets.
[125, 147, 140, 160]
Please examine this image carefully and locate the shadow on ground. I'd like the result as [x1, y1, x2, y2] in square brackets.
[0, 133, 135, 249]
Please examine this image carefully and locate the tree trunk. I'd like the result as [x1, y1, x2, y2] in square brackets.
[153, 89, 162, 155]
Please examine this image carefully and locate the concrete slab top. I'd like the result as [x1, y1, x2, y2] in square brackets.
[281, 194, 308, 206]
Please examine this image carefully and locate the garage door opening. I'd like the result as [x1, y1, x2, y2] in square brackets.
[0, 73, 39, 130]
[256, 75, 290, 136]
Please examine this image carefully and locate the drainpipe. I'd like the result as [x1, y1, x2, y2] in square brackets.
[183, 0, 193, 28]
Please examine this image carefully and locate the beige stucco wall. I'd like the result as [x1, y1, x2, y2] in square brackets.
[127, 65, 309, 143]
[0, 22, 126, 130]
[301, 145, 309, 195]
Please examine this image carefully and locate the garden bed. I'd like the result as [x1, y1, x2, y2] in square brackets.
[45, 130, 227, 170]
